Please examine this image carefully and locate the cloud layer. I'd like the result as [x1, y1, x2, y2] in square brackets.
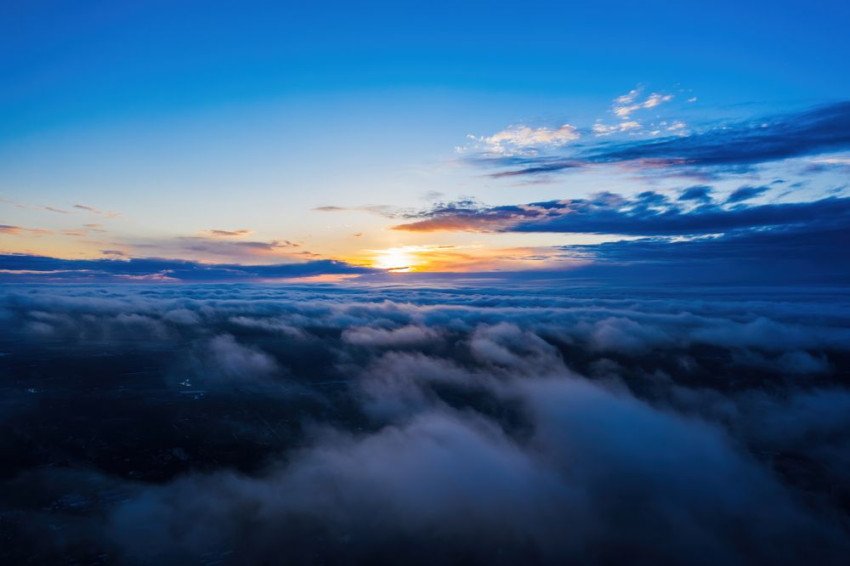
[1, 284, 849, 563]
[466, 101, 850, 178]
[0, 254, 371, 282]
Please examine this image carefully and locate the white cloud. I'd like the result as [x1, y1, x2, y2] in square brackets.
[592, 120, 643, 136]
[667, 120, 688, 134]
[470, 124, 580, 155]
[613, 89, 674, 118]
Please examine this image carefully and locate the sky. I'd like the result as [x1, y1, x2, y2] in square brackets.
[2, 0, 850, 282]
[4, 5, 850, 561]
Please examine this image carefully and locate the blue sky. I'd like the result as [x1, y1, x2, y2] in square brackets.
[1, 0, 850, 281]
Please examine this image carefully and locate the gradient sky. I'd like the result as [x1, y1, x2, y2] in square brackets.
[2, 0, 850, 279]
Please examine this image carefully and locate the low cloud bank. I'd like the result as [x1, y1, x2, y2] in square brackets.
[1, 284, 849, 563]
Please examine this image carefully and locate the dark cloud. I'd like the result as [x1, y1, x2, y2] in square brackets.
[1, 284, 849, 563]
[394, 192, 850, 238]
[727, 184, 771, 203]
[678, 185, 714, 203]
[0, 254, 371, 282]
[564, 221, 850, 284]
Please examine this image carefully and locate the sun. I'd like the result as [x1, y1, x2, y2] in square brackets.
[373, 247, 417, 272]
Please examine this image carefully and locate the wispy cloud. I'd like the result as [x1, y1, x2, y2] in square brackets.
[592, 120, 642, 136]
[162, 236, 301, 259]
[0, 224, 52, 236]
[313, 204, 408, 218]
[202, 229, 254, 238]
[73, 204, 121, 218]
[613, 89, 674, 118]
[1, 197, 69, 214]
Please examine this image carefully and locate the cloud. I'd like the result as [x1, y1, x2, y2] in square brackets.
[589, 101, 850, 167]
[394, 192, 850, 237]
[466, 124, 580, 156]
[726, 184, 771, 203]
[2, 284, 850, 562]
[563, 220, 850, 284]
[474, 102, 850, 178]
[0, 254, 372, 282]
[592, 120, 642, 136]
[194, 334, 280, 384]
[73, 204, 120, 217]
[118, 235, 307, 264]
[678, 185, 714, 203]
[177, 236, 298, 251]
[0, 197, 70, 214]
[612, 89, 674, 118]
[203, 229, 253, 237]
[384, 192, 850, 283]
[342, 325, 442, 348]
[0, 224, 52, 236]
[313, 204, 406, 217]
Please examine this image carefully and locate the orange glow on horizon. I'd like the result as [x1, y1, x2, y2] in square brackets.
[349, 244, 589, 274]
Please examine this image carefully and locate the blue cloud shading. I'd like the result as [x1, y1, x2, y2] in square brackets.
[478, 102, 850, 177]
[0, 255, 371, 282]
[726, 185, 771, 203]
[396, 194, 850, 236]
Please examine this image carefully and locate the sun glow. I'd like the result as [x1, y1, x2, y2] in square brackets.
[373, 247, 417, 272]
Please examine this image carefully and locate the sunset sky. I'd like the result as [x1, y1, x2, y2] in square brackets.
[2, 0, 850, 281]
[5, 3, 850, 563]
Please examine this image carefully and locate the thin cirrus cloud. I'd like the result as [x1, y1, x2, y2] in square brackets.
[0, 224, 52, 236]
[612, 88, 674, 118]
[73, 204, 121, 218]
[202, 229, 254, 238]
[132, 236, 304, 261]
